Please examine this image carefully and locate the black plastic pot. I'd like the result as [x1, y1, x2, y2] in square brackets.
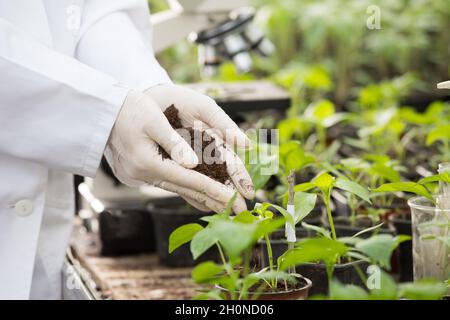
[98, 202, 156, 256]
[392, 216, 413, 281]
[149, 200, 219, 267]
[296, 260, 368, 296]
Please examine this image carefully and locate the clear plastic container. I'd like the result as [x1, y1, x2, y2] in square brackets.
[408, 196, 450, 283]
[438, 162, 450, 198]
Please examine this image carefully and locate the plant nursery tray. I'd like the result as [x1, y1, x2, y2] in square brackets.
[183, 81, 291, 114]
[68, 219, 198, 300]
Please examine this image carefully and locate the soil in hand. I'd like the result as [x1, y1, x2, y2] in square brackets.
[160, 105, 231, 185]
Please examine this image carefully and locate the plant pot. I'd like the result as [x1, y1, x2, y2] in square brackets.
[408, 196, 450, 285]
[149, 200, 219, 267]
[391, 215, 413, 281]
[98, 202, 156, 256]
[296, 260, 368, 296]
[217, 275, 312, 300]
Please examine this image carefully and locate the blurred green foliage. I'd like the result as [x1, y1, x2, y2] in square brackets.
[150, 0, 449, 105]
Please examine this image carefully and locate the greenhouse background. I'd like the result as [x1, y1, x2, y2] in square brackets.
[0, 0, 449, 303]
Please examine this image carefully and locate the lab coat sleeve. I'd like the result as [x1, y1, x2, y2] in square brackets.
[0, 18, 129, 178]
[76, 0, 171, 91]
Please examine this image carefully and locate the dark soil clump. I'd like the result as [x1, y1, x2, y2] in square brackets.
[160, 105, 231, 185]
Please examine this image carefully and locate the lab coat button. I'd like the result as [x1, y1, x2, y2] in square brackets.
[14, 200, 33, 217]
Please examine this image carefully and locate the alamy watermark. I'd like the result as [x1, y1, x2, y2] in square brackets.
[366, 5, 381, 30]
[66, 4, 81, 35]
[65, 262, 96, 291]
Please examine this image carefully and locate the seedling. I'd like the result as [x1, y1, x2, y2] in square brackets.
[285, 171, 372, 240]
[168, 192, 315, 299]
[277, 99, 348, 161]
[323, 154, 403, 225]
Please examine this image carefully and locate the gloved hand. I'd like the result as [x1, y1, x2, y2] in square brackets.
[105, 90, 250, 213]
[144, 84, 255, 210]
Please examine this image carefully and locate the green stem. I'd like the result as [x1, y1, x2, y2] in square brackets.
[353, 263, 367, 286]
[264, 235, 275, 287]
[349, 195, 356, 227]
[216, 243, 227, 266]
[324, 192, 337, 241]
[243, 249, 250, 277]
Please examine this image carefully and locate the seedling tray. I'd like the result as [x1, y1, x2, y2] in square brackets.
[69, 219, 198, 300]
[183, 81, 291, 115]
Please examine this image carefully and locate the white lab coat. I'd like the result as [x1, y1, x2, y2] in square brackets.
[0, 0, 170, 299]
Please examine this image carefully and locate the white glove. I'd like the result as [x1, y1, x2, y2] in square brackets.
[144, 84, 255, 210]
[106, 90, 250, 213]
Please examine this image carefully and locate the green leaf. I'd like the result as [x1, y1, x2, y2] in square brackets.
[192, 261, 224, 284]
[294, 182, 317, 192]
[301, 222, 330, 238]
[418, 173, 450, 185]
[313, 172, 335, 193]
[372, 182, 433, 200]
[340, 158, 370, 172]
[280, 237, 348, 270]
[370, 163, 401, 183]
[248, 162, 273, 190]
[234, 210, 258, 224]
[190, 227, 217, 259]
[426, 124, 450, 145]
[351, 222, 384, 239]
[269, 203, 295, 227]
[294, 192, 318, 223]
[335, 178, 372, 204]
[247, 270, 298, 283]
[169, 223, 203, 254]
[368, 270, 398, 300]
[285, 148, 315, 173]
[211, 220, 258, 259]
[224, 192, 237, 216]
[193, 290, 224, 300]
[399, 107, 433, 125]
[305, 99, 335, 121]
[355, 234, 411, 270]
[329, 279, 369, 300]
[345, 251, 370, 262]
[399, 280, 447, 300]
[254, 218, 286, 240]
[277, 117, 304, 142]
[323, 113, 349, 128]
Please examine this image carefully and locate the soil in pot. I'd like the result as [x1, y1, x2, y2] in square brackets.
[296, 260, 368, 296]
[98, 202, 156, 256]
[150, 203, 220, 267]
[160, 105, 231, 184]
[218, 275, 312, 300]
